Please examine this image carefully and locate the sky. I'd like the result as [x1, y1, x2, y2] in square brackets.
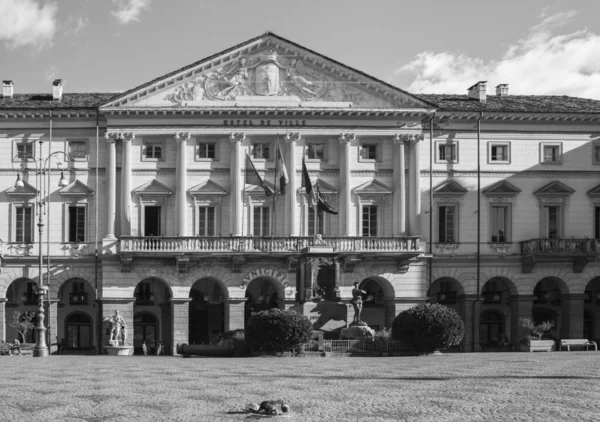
[1, 0, 600, 99]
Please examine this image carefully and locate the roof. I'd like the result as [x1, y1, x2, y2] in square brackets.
[418, 94, 600, 114]
[0, 93, 117, 110]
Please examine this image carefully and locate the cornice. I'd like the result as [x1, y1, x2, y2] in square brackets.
[423, 170, 600, 178]
[0, 111, 99, 120]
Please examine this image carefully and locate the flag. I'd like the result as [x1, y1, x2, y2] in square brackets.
[275, 142, 289, 195]
[317, 181, 338, 215]
[245, 152, 273, 196]
[301, 156, 317, 206]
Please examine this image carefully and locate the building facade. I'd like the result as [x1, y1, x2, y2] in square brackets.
[1, 33, 600, 354]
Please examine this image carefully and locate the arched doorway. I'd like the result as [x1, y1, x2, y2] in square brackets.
[133, 313, 158, 355]
[584, 310, 594, 341]
[4, 278, 39, 343]
[584, 277, 600, 343]
[245, 277, 281, 324]
[481, 277, 517, 343]
[357, 277, 395, 331]
[428, 277, 464, 310]
[65, 313, 92, 352]
[314, 264, 335, 301]
[532, 277, 565, 338]
[189, 277, 226, 345]
[479, 311, 505, 348]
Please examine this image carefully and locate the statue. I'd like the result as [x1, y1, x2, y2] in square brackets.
[350, 282, 367, 325]
[109, 310, 127, 346]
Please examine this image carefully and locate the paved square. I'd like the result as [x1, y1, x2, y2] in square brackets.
[1, 353, 599, 421]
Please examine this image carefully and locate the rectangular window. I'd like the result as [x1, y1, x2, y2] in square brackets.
[360, 144, 378, 161]
[595, 207, 600, 238]
[437, 142, 458, 163]
[540, 143, 562, 164]
[198, 206, 215, 236]
[72, 281, 85, 293]
[542, 206, 560, 239]
[362, 205, 378, 237]
[68, 206, 86, 243]
[252, 143, 270, 160]
[490, 205, 509, 242]
[253, 206, 271, 236]
[138, 282, 151, 300]
[68, 141, 87, 160]
[16, 141, 34, 160]
[16, 206, 33, 243]
[198, 142, 216, 159]
[488, 142, 510, 164]
[143, 143, 163, 160]
[438, 205, 456, 243]
[308, 207, 324, 236]
[593, 144, 600, 165]
[307, 143, 325, 160]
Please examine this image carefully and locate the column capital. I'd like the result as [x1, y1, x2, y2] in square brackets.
[339, 133, 355, 143]
[392, 134, 408, 145]
[285, 132, 301, 142]
[229, 132, 245, 142]
[403, 133, 425, 143]
[175, 132, 190, 142]
[105, 131, 135, 142]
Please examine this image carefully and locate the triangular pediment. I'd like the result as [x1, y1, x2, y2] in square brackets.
[433, 180, 468, 196]
[6, 180, 38, 198]
[59, 180, 95, 197]
[189, 180, 227, 196]
[588, 184, 600, 198]
[354, 180, 392, 195]
[482, 180, 521, 197]
[534, 181, 574, 197]
[134, 180, 172, 196]
[297, 180, 338, 195]
[101, 33, 434, 110]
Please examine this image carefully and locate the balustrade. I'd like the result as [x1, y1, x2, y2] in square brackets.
[520, 238, 600, 255]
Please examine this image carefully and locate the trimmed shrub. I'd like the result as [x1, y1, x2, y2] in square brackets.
[246, 308, 313, 353]
[392, 303, 464, 353]
[218, 329, 250, 357]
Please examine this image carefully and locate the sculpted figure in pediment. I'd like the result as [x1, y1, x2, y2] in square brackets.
[164, 77, 205, 103]
[206, 57, 253, 100]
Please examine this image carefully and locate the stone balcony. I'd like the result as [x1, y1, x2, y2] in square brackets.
[520, 238, 599, 273]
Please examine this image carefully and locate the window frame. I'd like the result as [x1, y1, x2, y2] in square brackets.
[540, 204, 563, 239]
[539, 142, 563, 165]
[13, 204, 34, 243]
[437, 203, 458, 243]
[252, 205, 272, 237]
[196, 140, 219, 162]
[251, 141, 273, 161]
[141, 140, 166, 162]
[13, 139, 35, 162]
[489, 203, 511, 243]
[435, 141, 459, 164]
[593, 142, 600, 165]
[305, 142, 328, 162]
[67, 139, 88, 162]
[197, 205, 216, 237]
[358, 141, 381, 162]
[66, 203, 87, 243]
[488, 142, 511, 164]
[361, 204, 379, 237]
[308, 206, 325, 236]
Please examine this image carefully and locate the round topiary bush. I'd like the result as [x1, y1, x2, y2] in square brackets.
[391, 303, 464, 353]
[246, 308, 313, 354]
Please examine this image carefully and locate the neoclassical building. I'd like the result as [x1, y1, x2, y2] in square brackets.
[1, 33, 600, 354]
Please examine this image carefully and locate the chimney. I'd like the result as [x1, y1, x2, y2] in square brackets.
[52, 79, 63, 101]
[3, 80, 14, 98]
[467, 81, 487, 103]
[496, 84, 509, 97]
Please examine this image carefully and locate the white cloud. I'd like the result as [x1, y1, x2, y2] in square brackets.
[397, 11, 600, 99]
[0, 0, 58, 50]
[63, 16, 89, 37]
[111, 0, 152, 25]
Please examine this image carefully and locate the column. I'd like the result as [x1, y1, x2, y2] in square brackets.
[0, 298, 5, 342]
[225, 299, 247, 331]
[120, 132, 135, 236]
[562, 293, 586, 339]
[339, 133, 354, 236]
[408, 135, 423, 235]
[509, 295, 534, 349]
[392, 135, 406, 236]
[170, 298, 191, 356]
[175, 132, 190, 236]
[458, 294, 481, 352]
[285, 133, 300, 236]
[104, 135, 117, 239]
[48, 299, 59, 354]
[229, 133, 245, 236]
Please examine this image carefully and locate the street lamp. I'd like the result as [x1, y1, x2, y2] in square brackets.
[13, 140, 69, 358]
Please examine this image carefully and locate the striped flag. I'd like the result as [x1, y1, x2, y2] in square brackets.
[301, 156, 317, 206]
[245, 152, 274, 196]
[275, 142, 289, 195]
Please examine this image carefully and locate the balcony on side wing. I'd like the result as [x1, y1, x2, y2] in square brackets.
[520, 238, 599, 274]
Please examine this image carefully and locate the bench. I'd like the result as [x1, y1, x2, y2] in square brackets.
[560, 339, 598, 351]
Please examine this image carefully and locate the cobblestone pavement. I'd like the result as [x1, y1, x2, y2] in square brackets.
[1, 352, 599, 421]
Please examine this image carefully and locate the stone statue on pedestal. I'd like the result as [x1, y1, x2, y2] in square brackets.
[350, 282, 367, 326]
[109, 310, 127, 346]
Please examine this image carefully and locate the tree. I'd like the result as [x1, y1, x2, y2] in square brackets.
[10, 311, 36, 343]
[245, 309, 313, 354]
[392, 303, 464, 353]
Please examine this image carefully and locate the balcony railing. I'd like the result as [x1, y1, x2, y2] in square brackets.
[119, 236, 421, 254]
[69, 292, 88, 305]
[520, 238, 600, 255]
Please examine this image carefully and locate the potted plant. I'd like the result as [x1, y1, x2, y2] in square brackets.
[519, 317, 555, 352]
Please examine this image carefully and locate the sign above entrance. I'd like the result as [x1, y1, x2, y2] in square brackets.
[240, 267, 288, 288]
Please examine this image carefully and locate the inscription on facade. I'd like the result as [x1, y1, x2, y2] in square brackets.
[223, 119, 307, 127]
[240, 267, 287, 288]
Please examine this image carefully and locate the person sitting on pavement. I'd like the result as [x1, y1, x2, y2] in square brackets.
[11, 338, 21, 355]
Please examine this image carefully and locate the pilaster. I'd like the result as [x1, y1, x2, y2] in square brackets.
[120, 132, 135, 236]
[339, 133, 354, 236]
[285, 132, 300, 236]
[170, 298, 192, 356]
[230, 133, 245, 236]
[407, 134, 423, 235]
[225, 298, 247, 331]
[104, 134, 117, 240]
[509, 295, 535, 348]
[48, 299, 59, 355]
[0, 298, 5, 342]
[392, 135, 406, 236]
[457, 294, 481, 352]
[175, 132, 190, 236]
[562, 293, 586, 339]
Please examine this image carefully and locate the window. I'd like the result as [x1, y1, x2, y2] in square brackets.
[198, 206, 215, 236]
[362, 205, 378, 237]
[540, 143, 562, 164]
[68, 141, 87, 161]
[595, 207, 600, 238]
[142, 142, 164, 161]
[198, 142, 216, 159]
[252, 142, 271, 160]
[308, 207, 324, 236]
[253, 206, 271, 236]
[137, 282, 152, 301]
[15, 140, 34, 160]
[306, 143, 326, 161]
[360, 143, 378, 161]
[68, 206, 86, 243]
[593, 143, 600, 165]
[488, 142, 510, 164]
[490, 205, 510, 242]
[436, 142, 458, 163]
[438, 205, 457, 243]
[72, 281, 85, 293]
[15, 206, 33, 243]
[542, 205, 560, 239]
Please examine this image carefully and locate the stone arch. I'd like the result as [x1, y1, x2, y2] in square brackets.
[430, 268, 472, 294]
[4, 277, 37, 302]
[481, 276, 518, 296]
[534, 276, 569, 296]
[428, 277, 465, 298]
[584, 277, 600, 296]
[48, 267, 97, 299]
[190, 277, 229, 303]
[355, 275, 395, 330]
[357, 275, 395, 302]
[57, 277, 96, 305]
[134, 276, 174, 302]
[188, 276, 228, 345]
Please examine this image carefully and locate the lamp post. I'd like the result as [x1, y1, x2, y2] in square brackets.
[13, 140, 69, 358]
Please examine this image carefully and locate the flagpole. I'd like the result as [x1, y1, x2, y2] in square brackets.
[271, 137, 279, 244]
[241, 153, 246, 247]
[314, 177, 318, 238]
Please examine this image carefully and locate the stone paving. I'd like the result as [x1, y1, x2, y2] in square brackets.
[1, 352, 599, 421]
